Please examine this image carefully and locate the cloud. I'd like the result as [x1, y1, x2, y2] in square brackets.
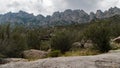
[63, 0, 100, 12]
[0, 0, 120, 16]
[99, 0, 120, 11]
[0, 0, 54, 15]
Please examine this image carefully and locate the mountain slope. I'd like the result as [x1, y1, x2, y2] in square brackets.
[0, 7, 120, 26]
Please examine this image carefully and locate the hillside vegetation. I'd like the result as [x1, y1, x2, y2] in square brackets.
[0, 15, 120, 58]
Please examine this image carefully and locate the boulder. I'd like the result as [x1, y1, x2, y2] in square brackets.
[72, 40, 93, 50]
[72, 42, 83, 49]
[0, 58, 27, 64]
[84, 40, 93, 48]
[113, 36, 120, 43]
[22, 49, 48, 59]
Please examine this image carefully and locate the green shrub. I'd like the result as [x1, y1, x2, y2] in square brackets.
[40, 41, 50, 51]
[0, 53, 5, 58]
[48, 50, 61, 57]
[26, 29, 41, 50]
[51, 31, 74, 53]
[84, 23, 111, 53]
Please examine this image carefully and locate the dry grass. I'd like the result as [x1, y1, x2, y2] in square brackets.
[63, 48, 100, 56]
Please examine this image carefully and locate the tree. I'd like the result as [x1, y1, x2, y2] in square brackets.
[84, 23, 111, 53]
[26, 28, 41, 49]
[51, 31, 74, 53]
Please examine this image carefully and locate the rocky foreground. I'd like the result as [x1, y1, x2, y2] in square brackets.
[1, 52, 120, 68]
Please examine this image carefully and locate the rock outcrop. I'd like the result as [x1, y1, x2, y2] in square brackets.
[22, 49, 48, 59]
[113, 36, 120, 43]
[1, 52, 120, 68]
[0, 58, 27, 64]
[96, 10, 104, 19]
[89, 12, 96, 21]
[0, 7, 120, 26]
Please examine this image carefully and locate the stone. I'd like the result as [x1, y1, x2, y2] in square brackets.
[1, 52, 120, 68]
[113, 36, 120, 43]
[0, 58, 27, 64]
[22, 49, 48, 59]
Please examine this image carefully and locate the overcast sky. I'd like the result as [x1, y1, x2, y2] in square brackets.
[0, 0, 120, 16]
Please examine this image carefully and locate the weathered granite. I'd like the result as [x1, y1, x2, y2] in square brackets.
[1, 52, 120, 68]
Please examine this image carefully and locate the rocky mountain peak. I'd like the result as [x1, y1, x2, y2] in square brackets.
[0, 7, 120, 26]
[19, 10, 27, 14]
[52, 11, 60, 16]
[89, 12, 96, 21]
[36, 14, 45, 19]
[109, 7, 119, 12]
[64, 9, 73, 13]
[96, 10, 104, 19]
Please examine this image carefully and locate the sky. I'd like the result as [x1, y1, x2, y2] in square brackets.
[0, 0, 120, 16]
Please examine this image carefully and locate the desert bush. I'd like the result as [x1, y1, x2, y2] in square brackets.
[84, 23, 111, 53]
[0, 53, 5, 58]
[48, 50, 61, 57]
[51, 31, 74, 53]
[26, 29, 41, 50]
[40, 41, 50, 51]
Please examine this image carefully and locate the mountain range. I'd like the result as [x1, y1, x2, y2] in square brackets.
[0, 7, 120, 27]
